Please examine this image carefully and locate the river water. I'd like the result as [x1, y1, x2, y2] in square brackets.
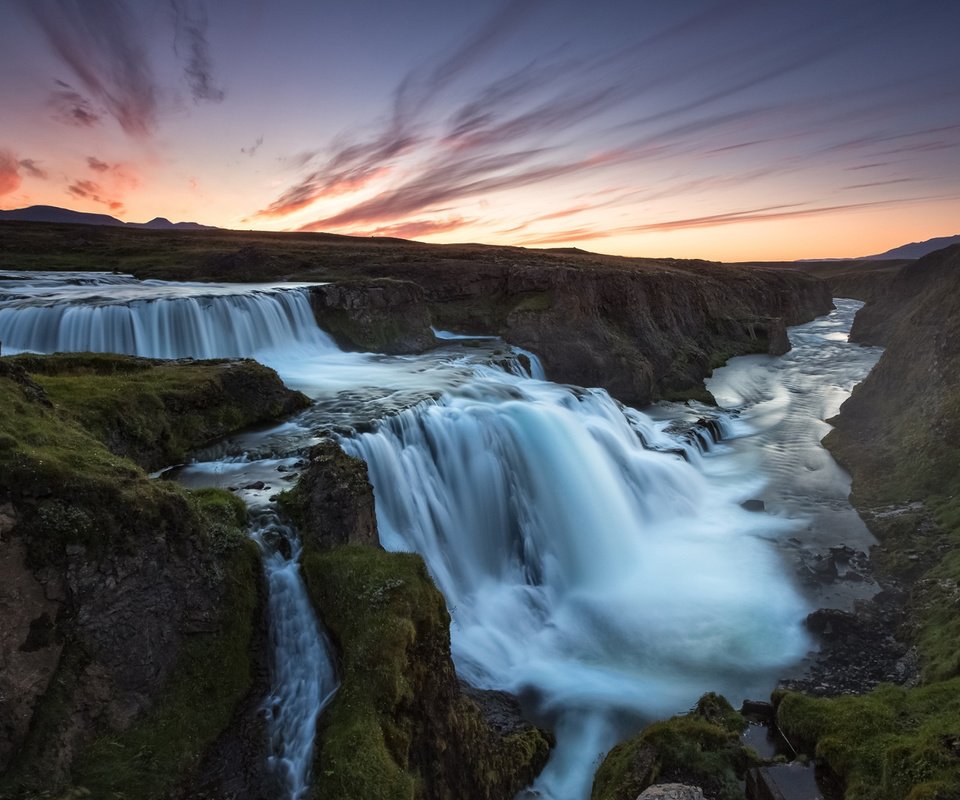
[0, 272, 881, 799]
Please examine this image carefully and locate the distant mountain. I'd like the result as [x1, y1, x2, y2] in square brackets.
[0, 205, 216, 231]
[859, 234, 960, 260]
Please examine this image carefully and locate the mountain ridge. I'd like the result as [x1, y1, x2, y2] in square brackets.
[0, 205, 216, 231]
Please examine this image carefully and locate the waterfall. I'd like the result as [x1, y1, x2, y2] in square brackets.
[252, 511, 339, 800]
[341, 372, 810, 799]
[0, 272, 877, 800]
[0, 272, 335, 359]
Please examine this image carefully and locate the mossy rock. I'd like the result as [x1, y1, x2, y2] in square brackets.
[592, 693, 750, 800]
[302, 545, 552, 800]
[8, 352, 309, 472]
[776, 680, 960, 800]
[0, 356, 266, 797]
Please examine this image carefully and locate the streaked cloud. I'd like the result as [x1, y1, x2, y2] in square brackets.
[49, 82, 102, 128]
[18, 159, 49, 180]
[66, 177, 123, 211]
[170, 0, 225, 104]
[347, 217, 476, 240]
[241, 136, 264, 157]
[87, 156, 110, 173]
[0, 150, 23, 196]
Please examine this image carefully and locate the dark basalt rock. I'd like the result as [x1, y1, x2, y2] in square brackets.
[310, 279, 436, 354]
[278, 440, 380, 550]
[779, 589, 919, 697]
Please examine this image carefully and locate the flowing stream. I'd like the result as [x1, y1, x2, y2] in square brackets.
[0, 272, 882, 799]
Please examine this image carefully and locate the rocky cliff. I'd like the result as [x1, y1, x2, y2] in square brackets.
[0, 356, 306, 798]
[306, 254, 832, 406]
[289, 441, 553, 800]
[774, 245, 960, 800]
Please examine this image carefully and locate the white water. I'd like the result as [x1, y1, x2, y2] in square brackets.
[341, 371, 810, 798]
[0, 271, 335, 359]
[0, 273, 880, 799]
[251, 510, 338, 799]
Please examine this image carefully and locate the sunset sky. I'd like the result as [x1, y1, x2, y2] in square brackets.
[1, 0, 959, 261]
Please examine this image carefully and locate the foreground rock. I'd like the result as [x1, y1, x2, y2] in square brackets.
[592, 693, 754, 800]
[292, 439, 552, 799]
[639, 784, 706, 800]
[9, 352, 310, 471]
[278, 440, 379, 549]
[0, 355, 308, 799]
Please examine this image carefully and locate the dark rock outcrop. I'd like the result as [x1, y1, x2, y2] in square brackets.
[291, 440, 551, 799]
[313, 256, 831, 406]
[279, 440, 379, 549]
[310, 278, 436, 354]
[592, 693, 752, 800]
[302, 546, 552, 800]
[0, 355, 303, 798]
[8, 353, 310, 472]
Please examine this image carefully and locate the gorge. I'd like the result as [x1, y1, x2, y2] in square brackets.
[0, 238, 912, 800]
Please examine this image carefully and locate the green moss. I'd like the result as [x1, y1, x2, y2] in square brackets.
[591, 693, 751, 800]
[9, 353, 308, 472]
[301, 545, 551, 800]
[777, 679, 960, 800]
[71, 539, 260, 800]
[0, 356, 264, 797]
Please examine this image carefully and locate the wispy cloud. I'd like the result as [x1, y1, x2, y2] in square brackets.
[28, 0, 223, 137]
[170, 0, 225, 103]
[348, 216, 476, 240]
[512, 196, 955, 246]
[0, 150, 23, 196]
[66, 178, 123, 210]
[49, 82, 102, 128]
[241, 135, 264, 157]
[19, 159, 49, 180]
[27, 0, 159, 137]
[87, 156, 110, 172]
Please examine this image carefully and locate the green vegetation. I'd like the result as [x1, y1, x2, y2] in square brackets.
[0, 355, 272, 797]
[591, 693, 753, 800]
[9, 352, 308, 471]
[777, 680, 960, 800]
[302, 545, 551, 800]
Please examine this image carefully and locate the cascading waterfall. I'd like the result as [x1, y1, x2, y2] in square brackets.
[0, 271, 336, 359]
[0, 272, 880, 800]
[251, 511, 338, 799]
[341, 370, 811, 799]
[0, 272, 342, 799]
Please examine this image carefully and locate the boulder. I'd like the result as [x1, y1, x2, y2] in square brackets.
[637, 784, 705, 800]
[279, 440, 379, 550]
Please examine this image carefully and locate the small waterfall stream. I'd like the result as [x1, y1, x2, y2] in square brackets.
[0, 272, 882, 799]
[251, 511, 338, 798]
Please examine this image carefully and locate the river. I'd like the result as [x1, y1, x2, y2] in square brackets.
[0, 271, 881, 799]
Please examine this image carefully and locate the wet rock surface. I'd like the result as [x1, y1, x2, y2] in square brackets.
[638, 784, 706, 800]
[779, 588, 919, 697]
[310, 278, 436, 354]
[279, 439, 380, 550]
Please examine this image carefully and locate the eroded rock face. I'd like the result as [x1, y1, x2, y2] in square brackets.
[280, 440, 380, 550]
[312, 258, 832, 406]
[310, 279, 436, 354]
[0, 531, 64, 774]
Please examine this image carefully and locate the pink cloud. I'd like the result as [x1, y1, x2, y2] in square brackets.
[0, 150, 23, 197]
